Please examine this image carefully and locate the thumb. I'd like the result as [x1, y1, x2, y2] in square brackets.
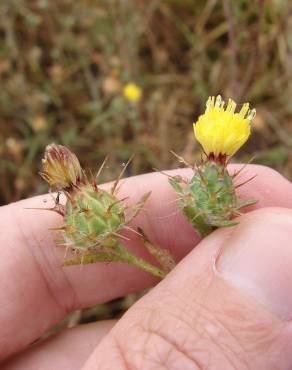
[82, 207, 292, 370]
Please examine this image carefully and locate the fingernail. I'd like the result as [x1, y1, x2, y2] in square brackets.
[217, 209, 292, 320]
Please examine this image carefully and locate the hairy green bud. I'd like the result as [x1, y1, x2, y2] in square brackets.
[169, 161, 256, 236]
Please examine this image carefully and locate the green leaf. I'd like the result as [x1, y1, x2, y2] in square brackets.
[169, 178, 183, 195]
[63, 252, 122, 266]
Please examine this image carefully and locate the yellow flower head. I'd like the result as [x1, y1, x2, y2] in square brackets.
[193, 95, 256, 158]
[123, 83, 142, 103]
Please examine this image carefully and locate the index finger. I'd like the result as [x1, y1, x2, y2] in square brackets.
[0, 165, 291, 360]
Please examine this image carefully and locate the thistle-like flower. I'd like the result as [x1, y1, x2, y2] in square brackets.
[194, 95, 256, 161]
[123, 83, 142, 103]
[41, 144, 172, 278]
[169, 95, 257, 236]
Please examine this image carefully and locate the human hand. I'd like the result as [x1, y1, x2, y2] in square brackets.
[2, 165, 292, 369]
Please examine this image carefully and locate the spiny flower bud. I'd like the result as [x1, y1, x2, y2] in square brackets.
[40, 144, 169, 279]
[169, 162, 256, 236]
[41, 143, 83, 191]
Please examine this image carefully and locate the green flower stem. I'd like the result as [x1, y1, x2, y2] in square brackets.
[115, 244, 167, 279]
[63, 244, 167, 279]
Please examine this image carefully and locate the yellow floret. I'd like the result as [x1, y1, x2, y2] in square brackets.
[193, 95, 256, 157]
[123, 83, 142, 103]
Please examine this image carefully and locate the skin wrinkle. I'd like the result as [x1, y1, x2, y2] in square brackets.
[240, 320, 286, 358]
[112, 335, 138, 370]
[187, 284, 272, 368]
[137, 286, 241, 354]
[178, 277, 250, 363]
[144, 329, 204, 370]
[136, 304, 200, 340]
[203, 312, 252, 370]
[137, 321, 179, 369]
[124, 330, 165, 370]
[190, 291, 283, 369]
[10, 204, 77, 316]
[114, 319, 204, 370]
[267, 331, 292, 370]
[148, 334, 174, 369]
[119, 305, 227, 369]
[229, 305, 277, 349]
[159, 306, 242, 369]
[155, 272, 217, 328]
[125, 306, 247, 370]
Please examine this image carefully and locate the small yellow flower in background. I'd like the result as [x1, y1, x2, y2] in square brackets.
[123, 83, 142, 103]
[193, 95, 256, 158]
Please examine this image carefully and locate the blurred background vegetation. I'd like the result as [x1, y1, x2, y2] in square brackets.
[0, 0, 292, 206]
[0, 0, 292, 328]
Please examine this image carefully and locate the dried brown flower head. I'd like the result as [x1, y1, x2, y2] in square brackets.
[41, 143, 83, 191]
